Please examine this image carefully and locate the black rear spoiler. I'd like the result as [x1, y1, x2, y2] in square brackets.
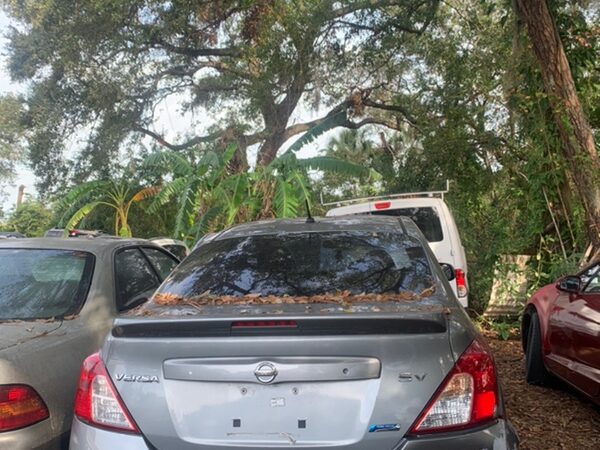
[112, 313, 447, 338]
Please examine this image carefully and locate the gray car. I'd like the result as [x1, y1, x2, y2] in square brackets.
[70, 216, 519, 450]
[0, 238, 179, 449]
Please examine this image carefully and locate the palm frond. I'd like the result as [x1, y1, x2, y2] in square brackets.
[284, 110, 348, 154]
[190, 206, 222, 241]
[147, 178, 189, 214]
[221, 143, 237, 165]
[57, 180, 111, 224]
[273, 178, 300, 218]
[367, 167, 383, 181]
[290, 170, 312, 207]
[207, 143, 238, 184]
[63, 201, 104, 234]
[197, 151, 220, 172]
[173, 181, 198, 239]
[218, 174, 249, 225]
[268, 151, 297, 173]
[143, 151, 192, 176]
[131, 185, 161, 202]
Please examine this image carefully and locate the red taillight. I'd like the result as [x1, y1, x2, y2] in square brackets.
[455, 268, 467, 298]
[408, 338, 498, 434]
[74, 353, 139, 434]
[231, 320, 298, 328]
[374, 201, 391, 210]
[0, 385, 49, 432]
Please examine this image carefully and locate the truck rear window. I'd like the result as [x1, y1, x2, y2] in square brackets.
[0, 249, 94, 320]
[368, 207, 443, 242]
[155, 231, 434, 299]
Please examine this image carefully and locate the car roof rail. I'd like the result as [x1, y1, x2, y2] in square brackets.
[321, 180, 450, 207]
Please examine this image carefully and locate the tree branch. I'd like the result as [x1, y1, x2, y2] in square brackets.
[328, 0, 437, 35]
[134, 126, 220, 151]
[135, 126, 266, 151]
[153, 38, 241, 58]
[362, 99, 419, 126]
[341, 117, 403, 131]
[329, 0, 403, 19]
[281, 95, 417, 141]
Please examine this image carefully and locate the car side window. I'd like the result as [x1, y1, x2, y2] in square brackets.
[582, 264, 600, 294]
[141, 247, 179, 280]
[115, 248, 161, 311]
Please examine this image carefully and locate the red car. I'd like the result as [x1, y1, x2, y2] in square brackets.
[522, 259, 600, 404]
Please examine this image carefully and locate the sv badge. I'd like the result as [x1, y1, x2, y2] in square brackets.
[398, 372, 427, 382]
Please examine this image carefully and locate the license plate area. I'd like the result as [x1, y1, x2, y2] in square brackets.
[164, 379, 380, 446]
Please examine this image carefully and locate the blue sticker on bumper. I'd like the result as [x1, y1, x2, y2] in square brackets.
[369, 424, 401, 432]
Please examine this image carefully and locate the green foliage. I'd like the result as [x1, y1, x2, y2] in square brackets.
[475, 316, 520, 341]
[1, 200, 52, 237]
[313, 130, 385, 202]
[285, 111, 348, 155]
[60, 180, 159, 237]
[142, 143, 370, 244]
[0, 95, 26, 185]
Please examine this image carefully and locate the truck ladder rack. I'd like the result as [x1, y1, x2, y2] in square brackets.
[321, 180, 450, 207]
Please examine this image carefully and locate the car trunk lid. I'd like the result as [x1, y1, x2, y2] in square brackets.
[104, 309, 457, 449]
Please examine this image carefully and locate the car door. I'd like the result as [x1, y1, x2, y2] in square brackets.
[568, 263, 600, 397]
[547, 263, 600, 395]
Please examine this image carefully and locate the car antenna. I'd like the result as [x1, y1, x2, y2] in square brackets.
[305, 199, 315, 223]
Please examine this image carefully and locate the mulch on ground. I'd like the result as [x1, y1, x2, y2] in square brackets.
[487, 337, 600, 450]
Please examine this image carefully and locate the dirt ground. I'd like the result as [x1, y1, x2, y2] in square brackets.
[487, 337, 600, 450]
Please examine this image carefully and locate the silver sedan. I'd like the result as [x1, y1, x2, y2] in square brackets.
[70, 216, 519, 450]
[0, 238, 179, 449]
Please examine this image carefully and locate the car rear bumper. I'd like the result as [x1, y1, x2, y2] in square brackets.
[398, 419, 518, 449]
[70, 417, 519, 450]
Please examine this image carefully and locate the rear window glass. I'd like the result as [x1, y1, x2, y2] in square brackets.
[0, 249, 94, 320]
[156, 231, 434, 299]
[366, 207, 444, 242]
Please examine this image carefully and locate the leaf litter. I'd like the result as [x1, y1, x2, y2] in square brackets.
[486, 335, 600, 450]
[151, 286, 437, 310]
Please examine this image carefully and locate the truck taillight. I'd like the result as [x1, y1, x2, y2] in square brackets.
[408, 338, 498, 434]
[0, 384, 49, 432]
[455, 268, 467, 297]
[374, 201, 391, 210]
[74, 353, 139, 434]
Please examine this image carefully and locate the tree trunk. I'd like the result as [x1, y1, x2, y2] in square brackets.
[256, 131, 286, 167]
[516, 0, 600, 250]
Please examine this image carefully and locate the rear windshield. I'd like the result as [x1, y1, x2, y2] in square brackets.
[156, 231, 434, 299]
[0, 249, 94, 320]
[365, 207, 444, 242]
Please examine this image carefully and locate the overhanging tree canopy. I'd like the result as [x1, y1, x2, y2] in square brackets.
[3, 0, 438, 192]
